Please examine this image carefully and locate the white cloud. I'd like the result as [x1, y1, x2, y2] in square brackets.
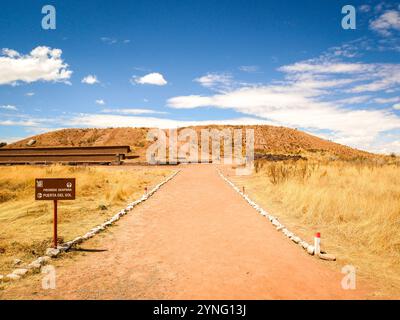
[95, 99, 105, 105]
[279, 59, 400, 94]
[0, 136, 24, 144]
[364, 137, 400, 154]
[331, 48, 357, 58]
[167, 95, 213, 109]
[168, 87, 400, 135]
[238, 65, 259, 73]
[359, 5, 371, 13]
[167, 57, 400, 153]
[0, 46, 72, 85]
[2, 48, 20, 58]
[334, 95, 371, 106]
[68, 114, 273, 129]
[279, 61, 371, 74]
[393, 103, 400, 110]
[0, 104, 18, 111]
[25, 92, 35, 96]
[194, 73, 233, 90]
[370, 10, 400, 36]
[101, 108, 167, 115]
[374, 97, 400, 104]
[348, 64, 400, 93]
[0, 120, 38, 126]
[133, 73, 167, 86]
[100, 37, 130, 45]
[169, 88, 400, 152]
[81, 75, 99, 85]
[100, 37, 117, 45]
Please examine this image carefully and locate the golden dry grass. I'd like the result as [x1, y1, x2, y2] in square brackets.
[0, 165, 173, 275]
[231, 158, 400, 298]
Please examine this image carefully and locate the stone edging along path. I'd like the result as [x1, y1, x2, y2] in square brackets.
[0, 170, 181, 284]
[217, 169, 336, 262]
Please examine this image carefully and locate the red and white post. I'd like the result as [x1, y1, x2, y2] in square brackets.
[314, 232, 321, 255]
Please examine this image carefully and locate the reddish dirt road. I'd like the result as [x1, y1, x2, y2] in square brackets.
[1, 165, 369, 299]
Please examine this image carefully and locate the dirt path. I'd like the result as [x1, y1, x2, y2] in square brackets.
[1, 164, 370, 299]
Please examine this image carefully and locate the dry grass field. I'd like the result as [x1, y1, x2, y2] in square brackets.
[231, 157, 400, 298]
[0, 165, 173, 275]
[1, 125, 397, 297]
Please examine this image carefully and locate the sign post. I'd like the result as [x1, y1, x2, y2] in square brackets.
[35, 178, 76, 248]
[53, 200, 58, 249]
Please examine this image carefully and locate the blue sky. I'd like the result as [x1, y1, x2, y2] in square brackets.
[1, 0, 400, 153]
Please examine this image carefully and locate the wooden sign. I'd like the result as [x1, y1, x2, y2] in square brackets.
[35, 178, 76, 248]
[35, 178, 76, 201]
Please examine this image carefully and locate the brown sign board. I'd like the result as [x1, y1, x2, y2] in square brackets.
[35, 178, 76, 201]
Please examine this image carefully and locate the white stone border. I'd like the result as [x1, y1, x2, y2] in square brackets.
[0, 170, 181, 283]
[59, 170, 180, 252]
[217, 169, 336, 261]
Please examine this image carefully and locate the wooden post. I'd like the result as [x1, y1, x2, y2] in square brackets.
[53, 200, 58, 249]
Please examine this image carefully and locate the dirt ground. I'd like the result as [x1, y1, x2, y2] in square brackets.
[0, 164, 373, 299]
